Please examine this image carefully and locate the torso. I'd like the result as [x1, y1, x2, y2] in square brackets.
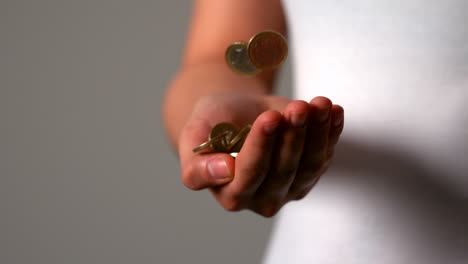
[264, 1, 468, 263]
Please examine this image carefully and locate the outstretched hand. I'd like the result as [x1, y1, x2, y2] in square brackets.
[178, 92, 344, 217]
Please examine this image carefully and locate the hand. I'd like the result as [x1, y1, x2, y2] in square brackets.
[178, 92, 344, 217]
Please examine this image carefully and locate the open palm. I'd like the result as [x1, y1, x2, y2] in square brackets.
[178, 92, 344, 217]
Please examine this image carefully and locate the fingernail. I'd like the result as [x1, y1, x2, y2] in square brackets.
[333, 114, 343, 126]
[290, 111, 307, 127]
[207, 158, 232, 181]
[318, 107, 330, 123]
[263, 122, 279, 135]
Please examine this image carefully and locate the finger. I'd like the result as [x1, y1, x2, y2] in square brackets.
[289, 96, 332, 193]
[212, 110, 282, 211]
[181, 153, 236, 190]
[287, 158, 333, 201]
[289, 104, 342, 200]
[327, 104, 345, 158]
[252, 100, 309, 216]
[179, 119, 236, 190]
[288, 167, 323, 201]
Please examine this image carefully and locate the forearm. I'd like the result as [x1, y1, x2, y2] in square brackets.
[163, 61, 273, 148]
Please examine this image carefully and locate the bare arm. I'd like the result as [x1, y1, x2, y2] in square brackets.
[163, 0, 286, 146]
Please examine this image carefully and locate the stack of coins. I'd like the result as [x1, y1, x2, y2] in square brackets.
[225, 30, 288, 77]
[192, 123, 252, 157]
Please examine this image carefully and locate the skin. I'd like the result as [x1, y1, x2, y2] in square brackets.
[163, 0, 344, 217]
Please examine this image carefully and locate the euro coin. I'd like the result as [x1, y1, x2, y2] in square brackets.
[247, 30, 288, 71]
[228, 125, 251, 153]
[225, 41, 261, 77]
[192, 131, 230, 153]
[210, 123, 240, 152]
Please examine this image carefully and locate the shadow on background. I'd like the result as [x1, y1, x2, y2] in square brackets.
[329, 139, 468, 258]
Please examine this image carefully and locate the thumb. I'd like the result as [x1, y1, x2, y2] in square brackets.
[181, 153, 235, 190]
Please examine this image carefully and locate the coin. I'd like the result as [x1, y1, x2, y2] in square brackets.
[192, 131, 230, 153]
[247, 30, 288, 71]
[225, 41, 261, 77]
[209, 123, 240, 152]
[227, 125, 251, 152]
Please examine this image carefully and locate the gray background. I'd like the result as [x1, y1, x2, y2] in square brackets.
[2, 1, 292, 263]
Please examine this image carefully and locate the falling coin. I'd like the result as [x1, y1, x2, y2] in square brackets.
[225, 41, 262, 77]
[209, 123, 240, 152]
[247, 30, 288, 71]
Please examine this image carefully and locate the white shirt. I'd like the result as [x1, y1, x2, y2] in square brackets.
[264, 1, 468, 263]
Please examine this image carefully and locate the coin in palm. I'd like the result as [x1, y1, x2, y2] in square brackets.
[209, 123, 240, 152]
[228, 125, 251, 153]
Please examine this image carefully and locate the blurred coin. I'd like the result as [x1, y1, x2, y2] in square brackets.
[225, 41, 261, 77]
[228, 125, 251, 153]
[192, 131, 230, 153]
[247, 30, 288, 71]
[210, 123, 240, 152]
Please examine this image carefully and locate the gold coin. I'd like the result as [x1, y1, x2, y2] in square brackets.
[192, 131, 230, 153]
[247, 30, 288, 71]
[228, 125, 251, 153]
[225, 41, 261, 77]
[210, 123, 240, 152]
